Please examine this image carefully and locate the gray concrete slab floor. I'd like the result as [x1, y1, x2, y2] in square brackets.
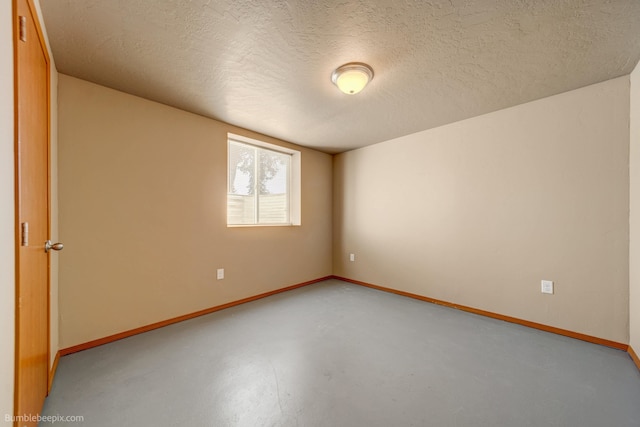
[41, 279, 640, 426]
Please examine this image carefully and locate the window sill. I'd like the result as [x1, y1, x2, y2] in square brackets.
[227, 223, 301, 228]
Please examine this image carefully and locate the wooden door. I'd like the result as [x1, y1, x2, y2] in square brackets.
[14, 0, 51, 424]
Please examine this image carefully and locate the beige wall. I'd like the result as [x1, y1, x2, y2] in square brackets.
[334, 77, 630, 343]
[1, 2, 16, 424]
[57, 75, 333, 348]
[631, 62, 640, 353]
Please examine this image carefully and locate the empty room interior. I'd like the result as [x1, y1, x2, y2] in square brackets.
[2, 0, 640, 426]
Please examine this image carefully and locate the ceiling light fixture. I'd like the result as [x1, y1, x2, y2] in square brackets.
[331, 62, 374, 95]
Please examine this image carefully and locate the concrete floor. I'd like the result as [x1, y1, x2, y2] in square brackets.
[42, 279, 640, 426]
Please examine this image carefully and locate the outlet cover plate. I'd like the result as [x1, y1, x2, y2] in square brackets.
[541, 280, 553, 294]
[217, 268, 224, 280]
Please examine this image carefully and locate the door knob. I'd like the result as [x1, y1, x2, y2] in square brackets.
[44, 240, 63, 253]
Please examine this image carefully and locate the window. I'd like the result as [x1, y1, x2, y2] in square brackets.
[227, 134, 301, 226]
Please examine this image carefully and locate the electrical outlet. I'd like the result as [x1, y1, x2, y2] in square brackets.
[349, 253, 355, 262]
[217, 268, 224, 280]
[541, 280, 553, 294]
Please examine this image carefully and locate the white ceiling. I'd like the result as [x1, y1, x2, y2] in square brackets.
[40, 0, 640, 153]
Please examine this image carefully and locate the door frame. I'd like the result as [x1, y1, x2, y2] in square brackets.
[13, 0, 52, 414]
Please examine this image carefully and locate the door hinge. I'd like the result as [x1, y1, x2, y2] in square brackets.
[21, 222, 28, 246]
[19, 16, 26, 42]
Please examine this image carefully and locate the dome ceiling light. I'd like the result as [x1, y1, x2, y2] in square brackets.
[331, 62, 374, 95]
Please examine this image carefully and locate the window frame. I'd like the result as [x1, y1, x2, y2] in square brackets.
[227, 133, 301, 227]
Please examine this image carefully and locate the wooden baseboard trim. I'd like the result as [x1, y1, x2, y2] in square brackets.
[629, 346, 640, 372]
[48, 351, 60, 394]
[332, 276, 628, 351]
[57, 275, 633, 359]
[60, 276, 332, 356]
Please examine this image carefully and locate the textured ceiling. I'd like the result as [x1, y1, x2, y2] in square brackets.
[40, 0, 640, 153]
